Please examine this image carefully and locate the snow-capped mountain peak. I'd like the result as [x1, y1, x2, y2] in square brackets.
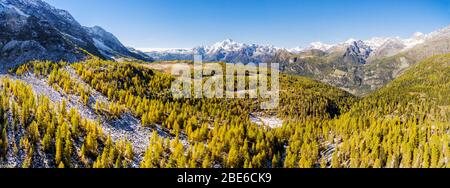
[309, 42, 333, 51]
[344, 38, 357, 44]
[216, 38, 238, 46]
[144, 39, 278, 63]
[208, 39, 246, 52]
[412, 32, 425, 40]
[144, 25, 450, 64]
[287, 47, 305, 53]
[300, 31, 429, 54]
[402, 32, 427, 49]
[364, 37, 392, 50]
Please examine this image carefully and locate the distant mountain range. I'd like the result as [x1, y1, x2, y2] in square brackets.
[144, 29, 434, 64]
[275, 26, 450, 95]
[144, 25, 450, 95]
[0, 0, 152, 70]
[145, 39, 278, 64]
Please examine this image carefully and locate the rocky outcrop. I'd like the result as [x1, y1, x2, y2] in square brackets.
[0, 0, 151, 70]
[85, 26, 153, 61]
[0, 8, 85, 70]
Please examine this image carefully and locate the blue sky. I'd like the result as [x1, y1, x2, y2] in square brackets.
[43, 0, 449, 49]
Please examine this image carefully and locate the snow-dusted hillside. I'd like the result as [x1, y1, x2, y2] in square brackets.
[85, 26, 152, 61]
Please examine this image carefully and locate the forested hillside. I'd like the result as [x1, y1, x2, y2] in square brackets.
[0, 54, 448, 168]
[325, 54, 450, 168]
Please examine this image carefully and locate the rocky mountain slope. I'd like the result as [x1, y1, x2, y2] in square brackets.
[275, 25, 450, 95]
[0, 0, 151, 70]
[85, 26, 152, 61]
[323, 54, 450, 168]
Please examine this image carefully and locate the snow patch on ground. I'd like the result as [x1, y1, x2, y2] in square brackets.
[93, 38, 113, 52]
[65, 67, 189, 163]
[250, 114, 283, 128]
[6, 70, 155, 167]
[1, 66, 191, 167]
